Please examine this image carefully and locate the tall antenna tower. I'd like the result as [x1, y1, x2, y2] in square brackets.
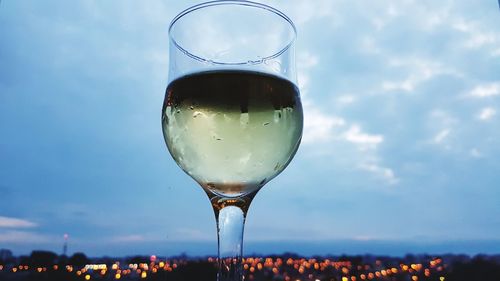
[63, 233, 69, 256]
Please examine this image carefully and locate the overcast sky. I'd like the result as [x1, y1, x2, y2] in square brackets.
[1, 0, 500, 257]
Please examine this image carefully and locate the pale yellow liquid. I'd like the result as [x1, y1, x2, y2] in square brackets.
[162, 71, 303, 197]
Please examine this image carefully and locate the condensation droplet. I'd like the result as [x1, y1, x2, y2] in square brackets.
[274, 110, 282, 122]
[274, 162, 281, 171]
[240, 113, 249, 127]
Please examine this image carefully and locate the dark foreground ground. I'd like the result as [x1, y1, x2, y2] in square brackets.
[1, 252, 500, 281]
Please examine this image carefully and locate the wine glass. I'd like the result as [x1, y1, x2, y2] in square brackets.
[162, 1, 302, 280]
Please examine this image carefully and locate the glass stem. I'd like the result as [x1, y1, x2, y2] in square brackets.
[215, 205, 246, 281]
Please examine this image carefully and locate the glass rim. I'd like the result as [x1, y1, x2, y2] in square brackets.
[168, 0, 297, 66]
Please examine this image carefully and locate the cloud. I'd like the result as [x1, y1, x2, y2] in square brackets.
[336, 94, 357, 106]
[173, 228, 209, 240]
[0, 216, 37, 228]
[470, 148, 482, 158]
[343, 125, 383, 148]
[452, 19, 499, 49]
[112, 234, 145, 243]
[296, 51, 319, 96]
[358, 36, 382, 54]
[281, 0, 336, 25]
[469, 83, 500, 98]
[430, 110, 458, 127]
[477, 107, 496, 121]
[297, 51, 319, 69]
[359, 162, 399, 185]
[0, 230, 51, 243]
[433, 129, 451, 144]
[302, 104, 345, 144]
[382, 58, 461, 93]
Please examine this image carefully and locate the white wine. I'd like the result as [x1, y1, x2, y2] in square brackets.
[162, 70, 303, 197]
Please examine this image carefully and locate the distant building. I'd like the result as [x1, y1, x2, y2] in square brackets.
[0, 249, 13, 261]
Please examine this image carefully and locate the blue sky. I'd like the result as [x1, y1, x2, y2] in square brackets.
[1, 0, 499, 257]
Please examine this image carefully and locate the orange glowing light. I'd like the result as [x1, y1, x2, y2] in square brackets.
[141, 271, 147, 278]
[85, 274, 91, 280]
[360, 274, 366, 280]
[342, 277, 348, 281]
[412, 275, 418, 281]
[115, 273, 121, 279]
[12, 268, 18, 273]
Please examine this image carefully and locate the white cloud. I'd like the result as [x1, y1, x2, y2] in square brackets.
[302, 104, 345, 144]
[382, 80, 415, 92]
[296, 51, 319, 95]
[112, 234, 145, 242]
[360, 162, 399, 185]
[477, 107, 496, 121]
[430, 110, 458, 126]
[281, 0, 336, 25]
[359, 36, 381, 54]
[0, 230, 51, 243]
[173, 228, 209, 240]
[0, 216, 37, 228]
[433, 129, 450, 144]
[470, 148, 482, 158]
[368, 3, 405, 31]
[465, 33, 497, 48]
[343, 125, 383, 148]
[298, 52, 319, 69]
[336, 94, 357, 106]
[382, 58, 461, 93]
[469, 83, 500, 98]
[452, 18, 499, 49]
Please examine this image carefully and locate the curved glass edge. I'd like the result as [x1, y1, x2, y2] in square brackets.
[168, 0, 297, 66]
